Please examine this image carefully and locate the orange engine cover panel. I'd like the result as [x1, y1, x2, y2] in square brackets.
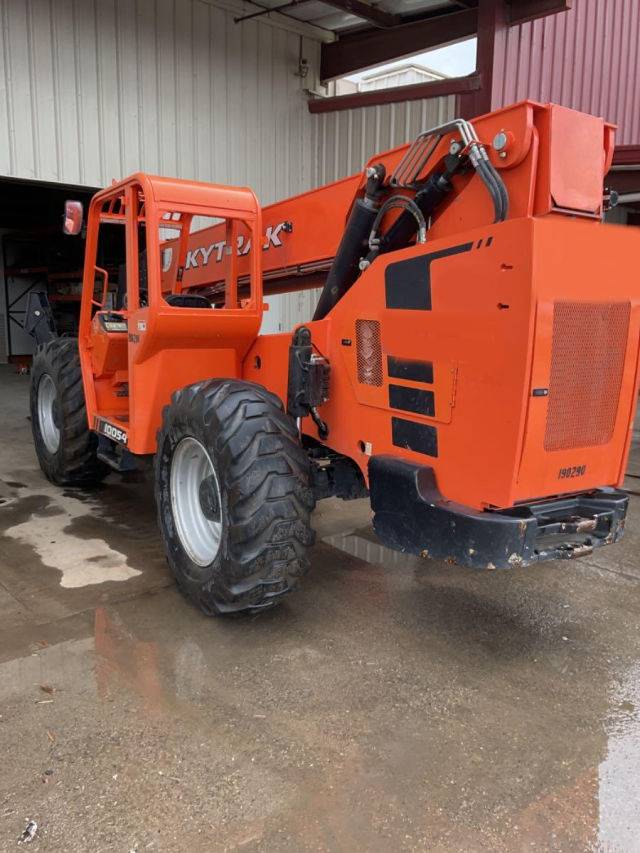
[281, 216, 640, 511]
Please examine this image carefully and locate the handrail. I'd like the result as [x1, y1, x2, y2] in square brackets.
[91, 267, 110, 309]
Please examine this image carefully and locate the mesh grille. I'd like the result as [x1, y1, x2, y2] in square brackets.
[544, 301, 630, 451]
[356, 319, 383, 386]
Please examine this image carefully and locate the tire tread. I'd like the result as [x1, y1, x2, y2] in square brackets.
[155, 378, 315, 615]
[30, 338, 108, 486]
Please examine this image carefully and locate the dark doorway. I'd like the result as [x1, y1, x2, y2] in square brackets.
[0, 176, 96, 363]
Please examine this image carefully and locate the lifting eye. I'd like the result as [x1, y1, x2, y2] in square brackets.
[254, 355, 261, 369]
[497, 303, 510, 310]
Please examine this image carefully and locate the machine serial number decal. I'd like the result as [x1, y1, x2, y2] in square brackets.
[96, 419, 128, 446]
[558, 465, 586, 479]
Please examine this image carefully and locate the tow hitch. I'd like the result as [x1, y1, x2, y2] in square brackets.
[370, 457, 628, 569]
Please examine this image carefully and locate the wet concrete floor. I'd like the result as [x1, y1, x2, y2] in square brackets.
[1, 364, 640, 851]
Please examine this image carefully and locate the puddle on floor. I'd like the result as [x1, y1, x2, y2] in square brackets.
[0, 585, 639, 851]
[598, 661, 640, 848]
[2, 488, 141, 588]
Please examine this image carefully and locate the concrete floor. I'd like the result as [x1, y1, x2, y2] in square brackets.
[1, 365, 640, 851]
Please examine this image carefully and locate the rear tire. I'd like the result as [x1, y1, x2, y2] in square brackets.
[30, 338, 109, 486]
[155, 379, 316, 615]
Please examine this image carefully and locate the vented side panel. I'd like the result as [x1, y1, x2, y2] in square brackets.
[544, 302, 630, 451]
[356, 319, 383, 386]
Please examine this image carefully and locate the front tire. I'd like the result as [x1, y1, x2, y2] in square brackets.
[30, 339, 109, 486]
[155, 379, 315, 615]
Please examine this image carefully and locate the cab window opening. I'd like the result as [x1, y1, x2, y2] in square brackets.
[158, 210, 255, 309]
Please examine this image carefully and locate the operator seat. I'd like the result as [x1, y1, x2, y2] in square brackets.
[164, 294, 212, 308]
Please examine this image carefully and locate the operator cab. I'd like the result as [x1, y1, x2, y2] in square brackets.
[75, 175, 264, 460]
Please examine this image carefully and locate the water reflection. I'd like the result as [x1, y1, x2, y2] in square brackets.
[599, 662, 640, 849]
[323, 529, 420, 571]
[94, 606, 165, 712]
[1, 544, 638, 849]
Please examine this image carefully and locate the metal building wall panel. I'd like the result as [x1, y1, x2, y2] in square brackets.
[0, 3, 456, 331]
[0, 0, 322, 332]
[0, 0, 320, 204]
[494, 0, 640, 145]
[314, 94, 456, 184]
[261, 289, 323, 334]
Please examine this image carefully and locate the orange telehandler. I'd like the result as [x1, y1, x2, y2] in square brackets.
[28, 100, 640, 615]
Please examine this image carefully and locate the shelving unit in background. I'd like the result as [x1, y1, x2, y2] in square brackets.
[2, 234, 84, 359]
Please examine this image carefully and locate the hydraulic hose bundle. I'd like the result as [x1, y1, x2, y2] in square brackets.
[390, 117, 509, 224]
[359, 168, 456, 270]
[313, 118, 509, 321]
[466, 139, 509, 223]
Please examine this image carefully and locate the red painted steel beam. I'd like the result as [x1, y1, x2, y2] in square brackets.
[320, 8, 477, 81]
[309, 73, 481, 113]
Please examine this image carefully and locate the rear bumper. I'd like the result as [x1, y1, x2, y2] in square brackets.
[369, 457, 628, 569]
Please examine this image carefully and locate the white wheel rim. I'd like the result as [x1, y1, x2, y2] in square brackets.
[38, 373, 60, 454]
[170, 437, 223, 567]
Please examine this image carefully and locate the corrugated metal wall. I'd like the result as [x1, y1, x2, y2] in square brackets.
[0, 0, 319, 203]
[0, 0, 323, 336]
[493, 0, 640, 145]
[314, 95, 456, 184]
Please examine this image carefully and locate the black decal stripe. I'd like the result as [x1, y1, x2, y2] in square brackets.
[385, 242, 473, 310]
[389, 385, 435, 417]
[391, 417, 438, 457]
[387, 356, 433, 384]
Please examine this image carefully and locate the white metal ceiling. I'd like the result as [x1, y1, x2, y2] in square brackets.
[244, 0, 458, 35]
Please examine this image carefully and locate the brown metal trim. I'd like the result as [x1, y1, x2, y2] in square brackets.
[613, 146, 640, 167]
[308, 73, 482, 114]
[458, 0, 507, 119]
[606, 172, 640, 195]
[507, 0, 572, 26]
[318, 0, 571, 84]
[320, 8, 477, 81]
[457, 0, 573, 119]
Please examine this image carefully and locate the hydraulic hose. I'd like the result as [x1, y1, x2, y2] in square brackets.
[369, 196, 427, 252]
[483, 157, 509, 220]
[476, 159, 504, 223]
[359, 171, 455, 269]
[470, 140, 508, 223]
[376, 172, 452, 254]
[312, 131, 509, 316]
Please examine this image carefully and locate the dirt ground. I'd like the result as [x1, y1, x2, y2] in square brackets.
[1, 364, 639, 851]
